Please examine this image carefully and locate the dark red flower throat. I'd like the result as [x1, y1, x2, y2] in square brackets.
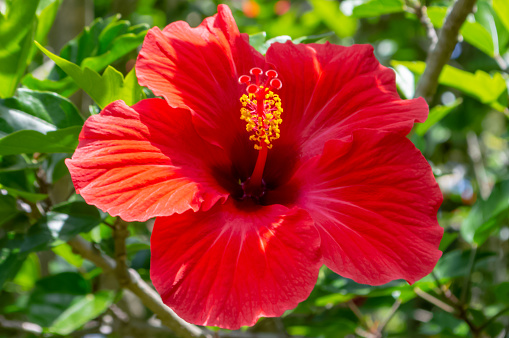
[238, 67, 283, 200]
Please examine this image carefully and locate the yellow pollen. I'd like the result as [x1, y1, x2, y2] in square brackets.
[240, 88, 283, 150]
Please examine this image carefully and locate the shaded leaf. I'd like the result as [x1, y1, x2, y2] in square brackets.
[20, 202, 103, 252]
[415, 98, 462, 136]
[461, 180, 509, 245]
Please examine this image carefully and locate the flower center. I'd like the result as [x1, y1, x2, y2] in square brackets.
[238, 67, 283, 199]
[239, 68, 283, 151]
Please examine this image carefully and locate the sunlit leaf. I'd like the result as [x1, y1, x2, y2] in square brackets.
[310, 0, 358, 37]
[25, 15, 148, 97]
[493, 0, 509, 34]
[391, 61, 507, 111]
[52, 243, 83, 268]
[341, 0, 404, 18]
[0, 127, 81, 156]
[0, 0, 39, 98]
[49, 291, 116, 335]
[249, 32, 292, 55]
[36, 42, 145, 108]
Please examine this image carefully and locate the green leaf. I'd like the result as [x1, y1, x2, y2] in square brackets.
[49, 291, 116, 335]
[27, 272, 90, 327]
[28, 0, 62, 61]
[434, 249, 496, 279]
[0, 235, 28, 287]
[3, 89, 83, 129]
[0, 194, 21, 227]
[493, 0, 509, 35]
[25, 15, 148, 97]
[36, 42, 145, 108]
[52, 243, 83, 268]
[346, 0, 405, 18]
[461, 180, 509, 246]
[427, 6, 495, 56]
[310, 0, 358, 38]
[0, 127, 81, 156]
[249, 32, 292, 55]
[0, 98, 56, 137]
[415, 98, 462, 136]
[391, 61, 507, 111]
[12, 253, 40, 291]
[0, 185, 48, 202]
[0, 0, 39, 98]
[20, 202, 103, 252]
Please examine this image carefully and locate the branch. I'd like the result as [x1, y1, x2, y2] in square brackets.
[68, 236, 209, 338]
[414, 0, 478, 102]
[406, 1, 438, 51]
[0, 315, 43, 335]
[113, 218, 130, 286]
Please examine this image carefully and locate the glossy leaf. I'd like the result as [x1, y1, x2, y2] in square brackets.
[0, 127, 81, 156]
[2, 89, 83, 129]
[36, 42, 145, 108]
[20, 202, 103, 252]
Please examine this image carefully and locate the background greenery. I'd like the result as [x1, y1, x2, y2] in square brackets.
[0, 0, 508, 337]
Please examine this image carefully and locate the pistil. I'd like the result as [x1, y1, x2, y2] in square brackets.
[238, 68, 283, 197]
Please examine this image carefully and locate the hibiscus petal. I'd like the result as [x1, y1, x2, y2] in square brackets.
[272, 129, 443, 285]
[66, 99, 231, 222]
[266, 42, 428, 161]
[151, 200, 321, 329]
[136, 4, 265, 161]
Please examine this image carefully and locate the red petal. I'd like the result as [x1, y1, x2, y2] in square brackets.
[266, 42, 428, 162]
[136, 5, 265, 160]
[272, 129, 443, 285]
[66, 99, 230, 222]
[151, 200, 321, 329]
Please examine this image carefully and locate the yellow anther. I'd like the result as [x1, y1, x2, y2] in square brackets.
[239, 90, 283, 150]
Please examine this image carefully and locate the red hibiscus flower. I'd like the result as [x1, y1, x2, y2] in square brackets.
[66, 5, 443, 330]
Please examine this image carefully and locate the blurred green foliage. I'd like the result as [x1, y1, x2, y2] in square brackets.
[0, 0, 509, 337]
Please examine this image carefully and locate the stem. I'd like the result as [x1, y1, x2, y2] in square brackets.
[414, 0, 478, 102]
[414, 287, 455, 313]
[461, 246, 477, 304]
[68, 236, 208, 338]
[478, 306, 509, 332]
